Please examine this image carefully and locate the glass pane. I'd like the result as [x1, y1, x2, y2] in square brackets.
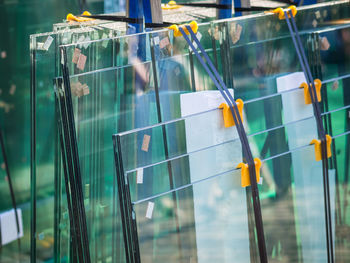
[133, 168, 254, 263]
[48, 3, 350, 262]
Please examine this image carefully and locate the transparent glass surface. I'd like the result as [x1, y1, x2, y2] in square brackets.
[133, 168, 254, 263]
[30, 25, 121, 262]
[332, 132, 350, 261]
[113, 90, 349, 263]
[120, 141, 340, 263]
[0, 0, 104, 261]
[47, 2, 350, 262]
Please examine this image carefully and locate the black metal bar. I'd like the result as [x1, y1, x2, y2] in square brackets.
[30, 43, 37, 263]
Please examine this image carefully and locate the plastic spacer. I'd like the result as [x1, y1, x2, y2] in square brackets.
[66, 11, 93, 22]
[272, 5, 297, 20]
[237, 158, 262, 188]
[168, 21, 198, 37]
[218, 99, 244, 128]
[162, 1, 181, 10]
[310, 134, 332, 161]
[300, 79, 322, 105]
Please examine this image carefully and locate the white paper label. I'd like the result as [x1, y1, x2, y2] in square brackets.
[61, 50, 64, 65]
[190, 32, 202, 51]
[196, 32, 202, 41]
[83, 36, 91, 49]
[136, 168, 144, 184]
[258, 177, 263, 185]
[101, 33, 109, 48]
[77, 35, 85, 48]
[153, 36, 160, 45]
[0, 209, 23, 246]
[43, 36, 54, 51]
[145, 202, 154, 219]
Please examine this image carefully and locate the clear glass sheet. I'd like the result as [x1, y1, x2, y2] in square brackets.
[50, 2, 350, 262]
[55, 1, 350, 127]
[115, 82, 350, 171]
[260, 145, 329, 262]
[57, 1, 350, 76]
[30, 25, 121, 262]
[133, 168, 254, 263]
[120, 107, 348, 202]
[124, 143, 333, 263]
[0, 0, 105, 260]
[332, 132, 350, 261]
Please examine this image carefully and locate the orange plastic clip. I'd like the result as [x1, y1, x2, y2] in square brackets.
[218, 99, 244, 128]
[67, 11, 93, 22]
[300, 79, 322, 104]
[271, 5, 297, 20]
[168, 21, 198, 37]
[310, 134, 332, 161]
[237, 158, 262, 188]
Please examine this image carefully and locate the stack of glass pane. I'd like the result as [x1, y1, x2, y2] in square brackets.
[31, 1, 350, 262]
[30, 6, 233, 260]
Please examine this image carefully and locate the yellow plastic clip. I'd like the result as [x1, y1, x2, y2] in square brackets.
[218, 99, 244, 128]
[237, 158, 262, 188]
[66, 11, 93, 22]
[162, 1, 181, 10]
[310, 134, 332, 161]
[272, 5, 297, 20]
[168, 21, 198, 37]
[300, 79, 322, 105]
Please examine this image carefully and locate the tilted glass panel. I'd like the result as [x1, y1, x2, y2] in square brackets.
[122, 143, 333, 263]
[260, 144, 330, 262]
[115, 79, 350, 173]
[49, 3, 350, 262]
[133, 168, 254, 263]
[30, 25, 120, 261]
[121, 105, 349, 203]
[331, 131, 350, 261]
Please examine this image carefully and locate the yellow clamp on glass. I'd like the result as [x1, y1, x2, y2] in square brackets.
[271, 5, 297, 20]
[66, 11, 93, 22]
[218, 99, 244, 128]
[168, 21, 198, 37]
[310, 134, 332, 161]
[162, 1, 181, 10]
[237, 158, 262, 188]
[300, 79, 322, 105]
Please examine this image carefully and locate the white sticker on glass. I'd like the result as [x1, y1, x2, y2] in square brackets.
[136, 168, 144, 184]
[145, 202, 154, 219]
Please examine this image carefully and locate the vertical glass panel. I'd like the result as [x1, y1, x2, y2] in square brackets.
[133, 168, 254, 263]
[30, 25, 121, 262]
